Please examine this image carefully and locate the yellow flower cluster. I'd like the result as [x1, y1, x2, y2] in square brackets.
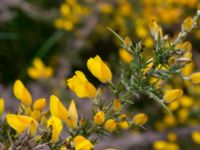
[28, 58, 53, 80]
[54, 0, 89, 31]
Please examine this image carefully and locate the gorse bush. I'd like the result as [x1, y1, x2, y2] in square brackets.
[0, 10, 200, 150]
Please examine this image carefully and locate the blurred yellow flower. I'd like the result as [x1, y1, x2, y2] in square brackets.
[179, 96, 193, 107]
[119, 48, 133, 64]
[93, 111, 105, 125]
[73, 135, 93, 150]
[113, 99, 122, 111]
[153, 140, 179, 150]
[0, 98, 4, 116]
[13, 80, 32, 106]
[87, 55, 112, 83]
[132, 113, 148, 125]
[47, 116, 63, 143]
[67, 71, 96, 98]
[6, 114, 38, 135]
[149, 20, 163, 40]
[99, 3, 113, 14]
[168, 101, 179, 111]
[164, 115, 176, 127]
[33, 98, 46, 111]
[66, 100, 78, 129]
[182, 16, 193, 31]
[181, 41, 192, 52]
[177, 108, 189, 123]
[153, 140, 168, 150]
[190, 72, 200, 84]
[50, 95, 69, 121]
[124, 36, 132, 48]
[192, 131, 200, 144]
[164, 89, 183, 103]
[104, 119, 117, 132]
[167, 132, 177, 142]
[27, 58, 53, 80]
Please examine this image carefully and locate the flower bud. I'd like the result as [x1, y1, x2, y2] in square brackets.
[93, 111, 105, 125]
[104, 119, 117, 132]
[132, 113, 148, 125]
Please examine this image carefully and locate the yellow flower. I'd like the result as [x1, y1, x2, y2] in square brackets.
[124, 36, 132, 48]
[149, 20, 163, 40]
[118, 121, 129, 129]
[132, 113, 148, 125]
[6, 114, 38, 135]
[0, 98, 4, 116]
[167, 132, 177, 142]
[93, 111, 105, 125]
[190, 72, 200, 84]
[179, 96, 193, 107]
[31, 110, 41, 121]
[177, 108, 189, 123]
[13, 80, 32, 106]
[67, 71, 96, 98]
[73, 135, 93, 150]
[153, 140, 168, 150]
[66, 100, 78, 129]
[164, 115, 176, 127]
[168, 101, 179, 111]
[153, 140, 179, 150]
[33, 98, 46, 111]
[87, 55, 112, 83]
[182, 16, 193, 31]
[104, 119, 117, 132]
[50, 95, 69, 121]
[192, 131, 200, 144]
[60, 4, 70, 16]
[113, 99, 122, 111]
[27, 58, 53, 80]
[99, 3, 113, 14]
[181, 41, 192, 52]
[163, 89, 183, 103]
[118, 114, 129, 129]
[119, 48, 133, 64]
[47, 116, 63, 143]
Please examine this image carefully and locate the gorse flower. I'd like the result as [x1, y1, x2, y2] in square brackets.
[13, 80, 32, 106]
[190, 72, 200, 84]
[67, 71, 96, 98]
[47, 115, 63, 143]
[191, 131, 200, 144]
[119, 48, 133, 64]
[93, 111, 105, 125]
[87, 55, 112, 83]
[164, 89, 183, 103]
[132, 113, 148, 126]
[33, 98, 47, 111]
[104, 119, 117, 132]
[73, 135, 93, 150]
[149, 20, 163, 40]
[50, 95, 69, 121]
[27, 58, 53, 80]
[66, 100, 78, 129]
[113, 99, 122, 111]
[50, 95, 78, 129]
[6, 114, 38, 135]
[182, 16, 193, 31]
